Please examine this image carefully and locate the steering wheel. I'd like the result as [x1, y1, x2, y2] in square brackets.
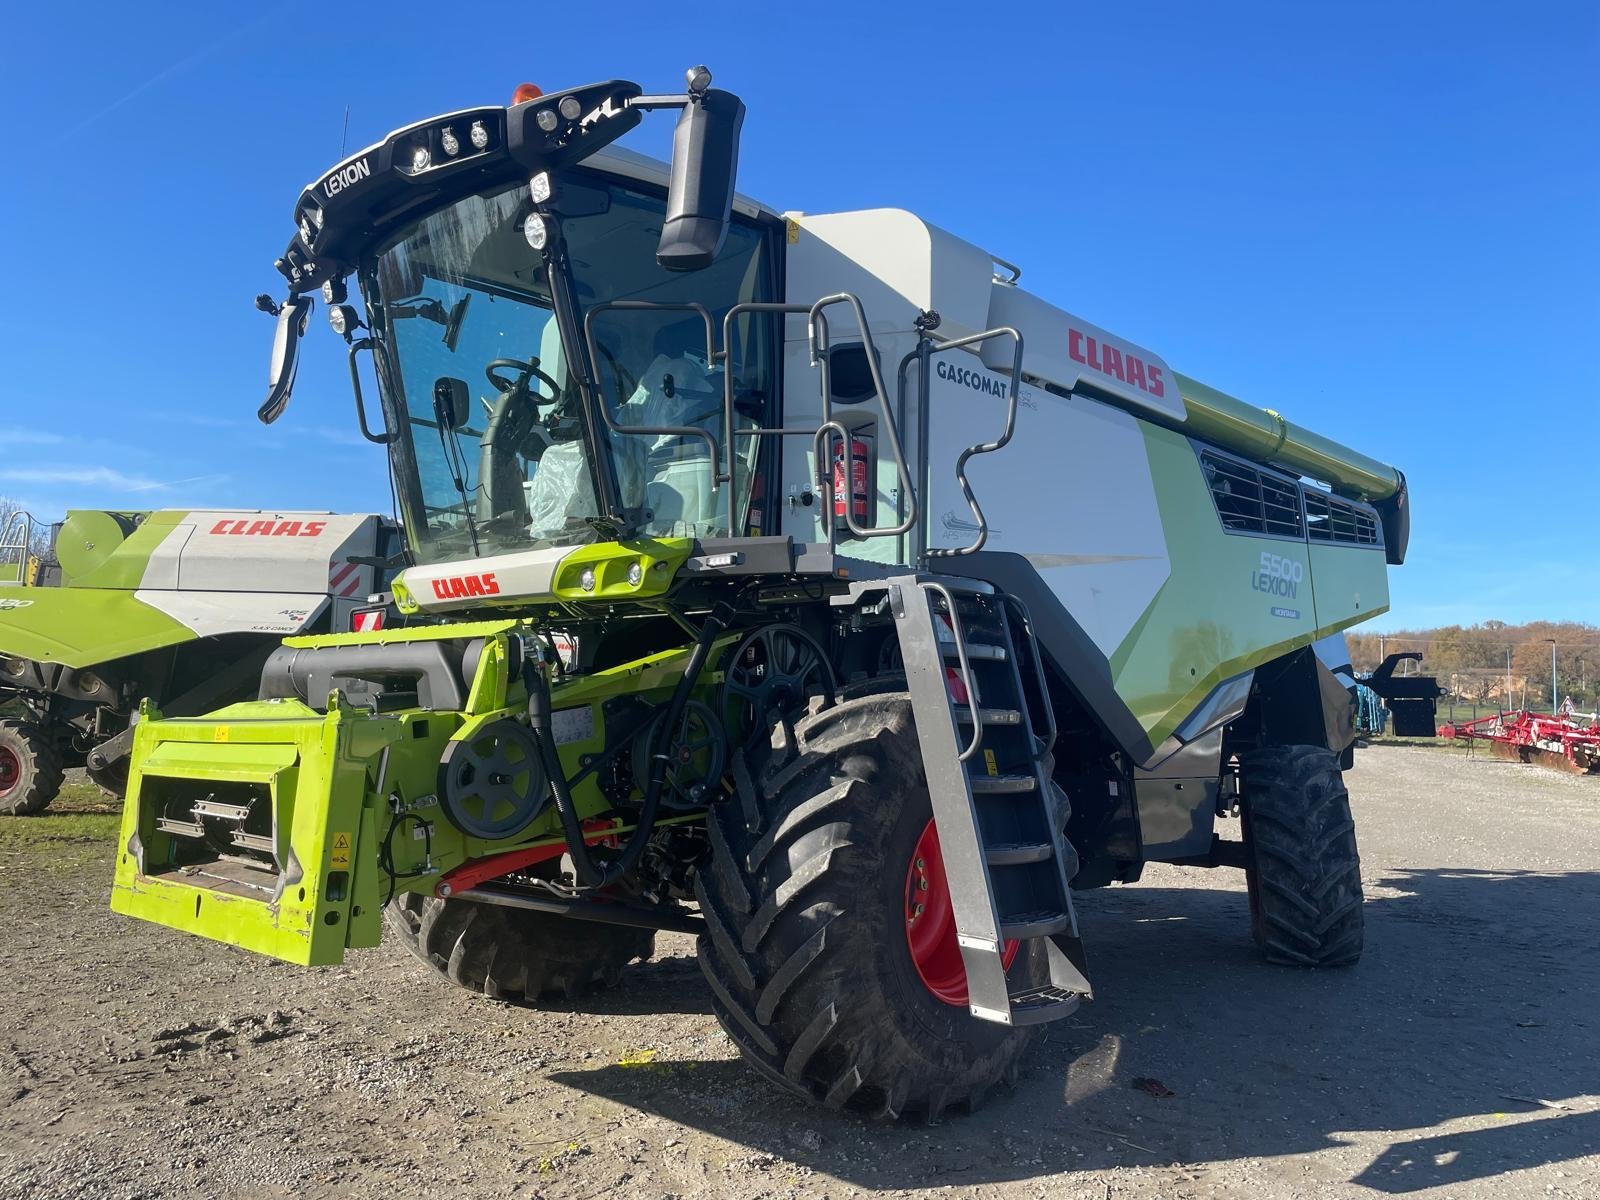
[485, 357, 562, 403]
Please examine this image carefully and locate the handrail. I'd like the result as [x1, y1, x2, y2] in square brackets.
[719, 294, 920, 550]
[908, 326, 1025, 559]
[581, 300, 723, 488]
[919, 580, 983, 761]
[0, 510, 37, 583]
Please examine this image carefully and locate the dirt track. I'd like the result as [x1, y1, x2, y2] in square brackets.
[1, 745, 1596, 1199]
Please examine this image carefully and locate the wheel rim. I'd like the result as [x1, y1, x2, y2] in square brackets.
[0, 745, 20, 797]
[904, 818, 1019, 1006]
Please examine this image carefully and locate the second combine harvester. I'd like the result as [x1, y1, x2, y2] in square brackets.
[111, 69, 1410, 1119]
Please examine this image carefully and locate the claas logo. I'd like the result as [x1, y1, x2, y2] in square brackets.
[210, 519, 328, 537]
[431, 573, 500, 600]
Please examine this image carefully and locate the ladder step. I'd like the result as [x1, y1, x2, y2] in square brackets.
[1006, 984, 1083, 1026]
[984, 841, 1055, 867]
[999, 910, 1073, 939]
[954, 707, 1022, 726]
[969, 773, 1036, 795]
[941, 641, 1008, 662]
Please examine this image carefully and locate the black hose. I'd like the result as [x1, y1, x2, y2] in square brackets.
[528, 602, 733, 890]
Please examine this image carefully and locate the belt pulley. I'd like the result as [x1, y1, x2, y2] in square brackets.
[439, 718, 550, 839]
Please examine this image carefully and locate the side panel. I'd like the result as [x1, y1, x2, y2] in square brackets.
[920, 359, 1378, 757]
[1309, 542, 1390, 635]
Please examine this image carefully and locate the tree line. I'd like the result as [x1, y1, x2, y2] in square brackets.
[1347, 621, 1600, 710]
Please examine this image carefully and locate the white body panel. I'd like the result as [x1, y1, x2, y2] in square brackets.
[135, 590, 331, 637]
[139, 511, 384, 598]
[922, 364, 1171, 657]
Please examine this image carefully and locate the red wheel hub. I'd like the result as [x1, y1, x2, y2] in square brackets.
[0, 746, 20, 798]
[904, 817, 1019, 1006]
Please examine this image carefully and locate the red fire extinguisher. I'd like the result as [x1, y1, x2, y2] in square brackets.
[832, 433, 872, 529]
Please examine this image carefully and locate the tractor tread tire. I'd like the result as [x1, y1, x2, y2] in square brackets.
[385, 892, 654, 1004]
[1241, 744, 1364, 967]
[695, 692, 1042, 1122]
[0, 720, 65, 816]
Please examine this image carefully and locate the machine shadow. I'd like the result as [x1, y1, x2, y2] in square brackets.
[550, 866, 1600, 1191]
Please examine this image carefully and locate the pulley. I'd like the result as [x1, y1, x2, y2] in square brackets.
[439, 719, 550, 839]
[719, 624, 836, 750]
[632, 700, 728, 811]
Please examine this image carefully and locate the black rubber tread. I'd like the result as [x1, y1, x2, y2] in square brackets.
[695, 691, 1044, 1121]
[0, 720, 65, 816]
[1240, 744, 1364, 967]
[384, 892, 655, 1004]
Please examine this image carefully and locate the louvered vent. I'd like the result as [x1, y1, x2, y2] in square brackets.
[1305, 490, 1381, 546]
[1200, 452, 1304, 538]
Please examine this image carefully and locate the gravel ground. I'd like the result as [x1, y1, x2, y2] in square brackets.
[0, 745, 1596, 1200]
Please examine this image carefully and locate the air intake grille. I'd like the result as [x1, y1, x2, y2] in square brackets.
[1305, 490, 1381, 546]
[1199, 452, 1304, 538]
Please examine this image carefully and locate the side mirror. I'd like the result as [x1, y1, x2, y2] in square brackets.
[433, 377, 471, 431]
[443, 295, 471, 353]
[259, 297, 312, 424]
[657, 88, 745, 271]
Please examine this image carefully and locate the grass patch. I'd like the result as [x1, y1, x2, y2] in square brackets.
[0, 774, 121, 869]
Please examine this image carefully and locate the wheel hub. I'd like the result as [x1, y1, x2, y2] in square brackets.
[0, 746, 19, 797]
[904, 818, 1019, 1006]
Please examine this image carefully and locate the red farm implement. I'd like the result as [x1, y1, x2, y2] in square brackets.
[1439, 710, 1600, 774]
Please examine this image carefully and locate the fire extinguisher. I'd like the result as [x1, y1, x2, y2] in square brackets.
[832, 432, 872, 530]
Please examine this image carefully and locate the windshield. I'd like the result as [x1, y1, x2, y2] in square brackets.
[365, 174, 774, 565]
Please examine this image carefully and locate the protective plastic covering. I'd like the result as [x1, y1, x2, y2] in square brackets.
[524, 350, 731, 540]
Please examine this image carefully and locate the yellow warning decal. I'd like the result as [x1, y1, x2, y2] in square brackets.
[786, 218, 801, 244]
[330, 832, 352, 868]
[212, 727, 229, 742]
[983, 748, 999, 777]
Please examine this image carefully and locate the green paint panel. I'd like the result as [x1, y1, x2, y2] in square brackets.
[0, 587, 194, 668]
[1112, 427, 1323, 747]
[64, 510, 188, 590]
[1309, 543, 1390, 635]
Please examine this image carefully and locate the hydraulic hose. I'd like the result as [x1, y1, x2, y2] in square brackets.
[527, 602, 733, 890]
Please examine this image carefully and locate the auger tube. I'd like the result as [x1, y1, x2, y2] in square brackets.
[1176, 374, 1401, 502]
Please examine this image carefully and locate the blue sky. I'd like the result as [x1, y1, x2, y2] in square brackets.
[2, 1, 1594, 629]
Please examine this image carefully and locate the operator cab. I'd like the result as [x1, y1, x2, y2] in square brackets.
[259, 72, 779, 569]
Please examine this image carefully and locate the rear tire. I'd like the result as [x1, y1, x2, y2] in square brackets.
[385, 892, 655, 1003]
[1240, 744, 1364, 966]
[0, 720, 64, 816]
[695, 692, 1044, 1120]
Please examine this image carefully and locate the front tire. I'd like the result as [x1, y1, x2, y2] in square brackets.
[1240, 744, 1364, 966]
[695, 693, 1044, 1120]
[385, 892, 655, 1003]
[0, 720, 64, 816]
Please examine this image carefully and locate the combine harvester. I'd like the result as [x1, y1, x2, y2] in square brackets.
[1440, 710, 1600, 774]
[109, 68, 1411, 1119]
[0, 508, 397, 813]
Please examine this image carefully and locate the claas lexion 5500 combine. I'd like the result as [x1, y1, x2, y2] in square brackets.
[111, 69, 1411, 1119]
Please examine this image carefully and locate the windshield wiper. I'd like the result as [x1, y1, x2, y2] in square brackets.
[435, 426, 481, 557]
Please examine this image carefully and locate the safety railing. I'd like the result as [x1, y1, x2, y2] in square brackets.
[573, 292, 1028, 562]
[719, 294, 918, 553]
[900, 326, 1025, 557]
[0, 510, 37, 586]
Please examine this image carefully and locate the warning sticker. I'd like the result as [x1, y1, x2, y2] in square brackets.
[983, 748, 999, 777]
[330, 832, 352, 868]
[213, 726, 229, 742]
[551, 705, 596, 746]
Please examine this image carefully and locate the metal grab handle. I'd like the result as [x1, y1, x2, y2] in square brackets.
[581, 300, 723, 488]
[915, 326, 1025, 559]
[920, 580, 983, 762]
[348, 339, 392, 445]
